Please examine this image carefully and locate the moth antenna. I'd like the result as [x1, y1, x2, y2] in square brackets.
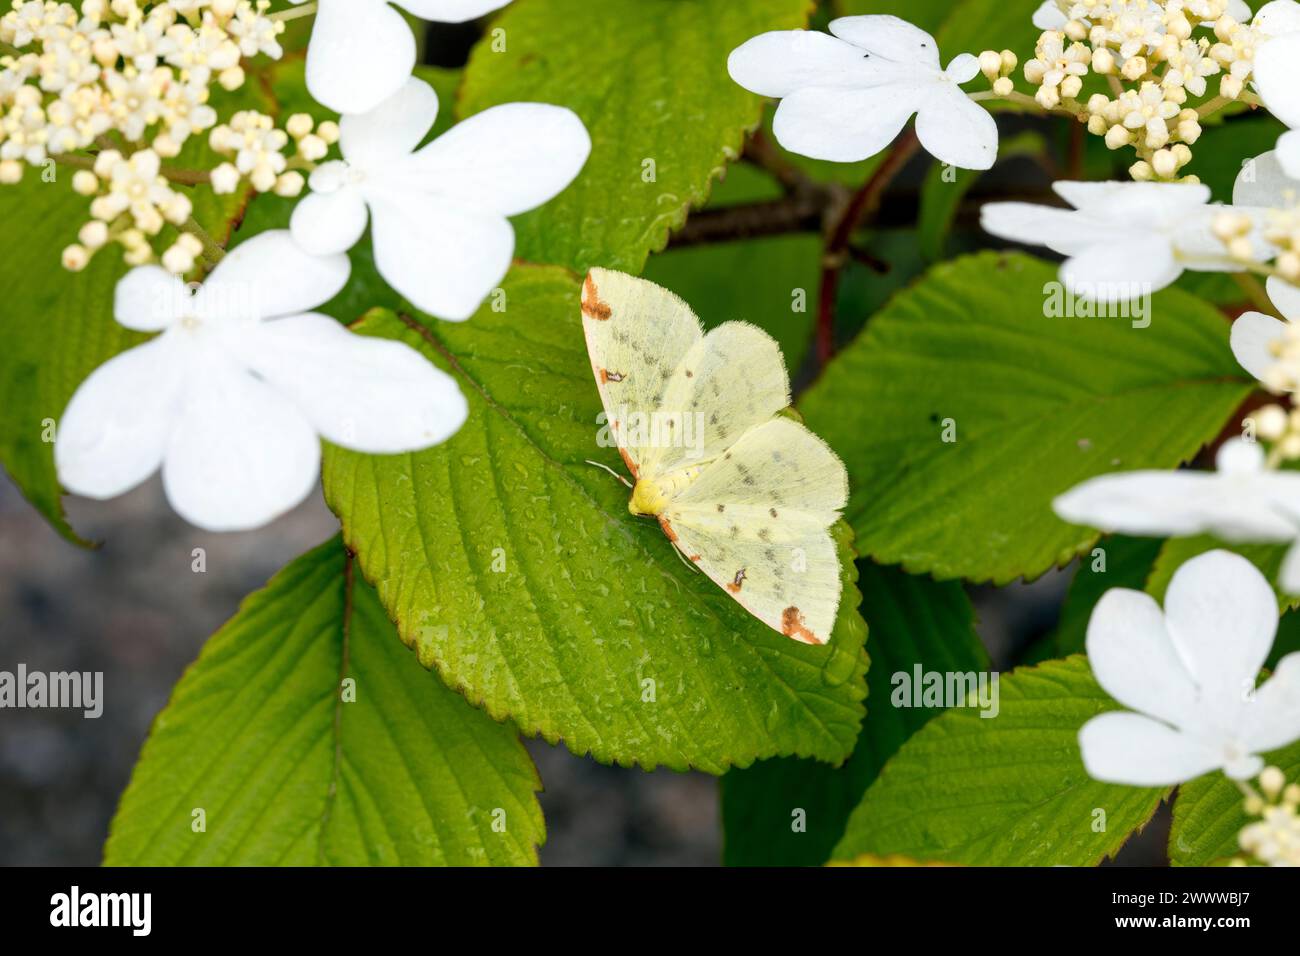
[584, 459, 633, 489]
[670, 540, 702, 574]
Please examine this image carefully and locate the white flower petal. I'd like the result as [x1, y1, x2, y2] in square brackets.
[1061, 236, 1181, 299]
[1254, 0, 1300, 37]
[162, 355, 320, 532]
[1232, 150, 1296, 207]
[944, 53, 980, 84]
[1079, 711, 1222, 786]
[305, 0, 416, 115]
[1231, 309, 1289, 384]
[339, 76, 439, 168]
[1267, 274, 1300, 320]
[727, 30, 875, 97]
[409, 103, 590, 217]
[914, 83, 997, 170]
[238, 313, 468, 453]
[1163, 549, 1278, 706]
[1033, 1, 1068, 30]
[395, 0, 509, 22]
[772, 85, 915, 163]
[1253, 32, 1300, 128]
[1244, 652, 1300, 751]
[1052, 469, 1298, 541]
[1276, 128, 1300, 179]
[979, 202, 1117, 256]
[1086, 588, 1200, 727]
[289, 187, 369, 257]
[195, 231, 350, 321]
[368, 189, 514, 320]
[55, 336, 185, 500]
[828, 15, 941, 70]
[114, 265, 191, 331]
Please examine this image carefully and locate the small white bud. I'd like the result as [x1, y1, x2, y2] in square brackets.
[72, 169, 99, 195]
[210, 162, 240, 194]
[62, 243, 89, 271]
[286, 113, 314, 139]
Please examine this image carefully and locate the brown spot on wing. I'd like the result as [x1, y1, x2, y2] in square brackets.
[726, 568, 746, 593]
[658, 516, 678, 543]
[582, 273, 612, 320]
[781, 606, 823, 645]
[599, 369, 625, 383]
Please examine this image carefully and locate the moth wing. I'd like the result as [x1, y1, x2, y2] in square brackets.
[641, 321, 791, 479]
[581, 268, 702, 478]
[663, 417, 849, 644]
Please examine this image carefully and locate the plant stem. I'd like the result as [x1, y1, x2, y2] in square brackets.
[270, 2, 317, 21]
[816, 129, 920, 365]
[179, 216, 226, 265]
[1233, 271, 1278, 316]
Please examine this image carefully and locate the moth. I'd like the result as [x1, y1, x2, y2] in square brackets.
[580, 268, 849, 645]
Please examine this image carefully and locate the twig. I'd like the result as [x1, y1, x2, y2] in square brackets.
[816, 129, 921, 364]
[179, 216, 226, 265]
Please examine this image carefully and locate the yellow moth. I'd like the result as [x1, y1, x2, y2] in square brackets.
[581, 268, 849, 645]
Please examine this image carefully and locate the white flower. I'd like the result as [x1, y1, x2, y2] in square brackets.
[1248, 1, 1300, 174]
[1080, 549, 1300, 785]
[981, 181, 1261, 301]
[289, 77, 590, 321]
[726, 15, 998, 170]
[1231, 275, 1300, 389]
[55, 231, 468, 532]
[1054, 439, 1300, 591]
[300, 0, 512, 115]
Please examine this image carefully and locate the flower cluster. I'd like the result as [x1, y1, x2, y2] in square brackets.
[1013, 1, 1300, 182]
[1235, 766, 1300, 866]
[0, 0, 304, 272]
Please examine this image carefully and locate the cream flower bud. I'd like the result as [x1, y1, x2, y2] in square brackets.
[1036, 85, 1061, 109]
[316, 121, 340, 145]
[1130, 160, 1154, 181]
[1105, 124, 1132, 149]
[1260, 767, 1286, 800]
[1000, 50, 1017, 74]
[1065, 19, 1088, 42]
[161, 243, 195, 275]
[153, 134, 181, 159]
[1025, 59, 1047, 84]
[211, 162, 240, 194]
[1222, 73, 1243, 99]
[1061, 75, 1083, 99]
[979, 50, 1003, 81]
[1278, 252, 1300, 282]
[1153, 149, 1178, 179]
[219, 66, 245, 92]
[93, 149, 121, 178]
[1253, 405, 1289, 441]
[1092, 48, 1115, 74]
[1178, 116, 1202, 144]
[297, 133, 328, 161]
[0, 160, 22, 185]
[274, 170, 305, 197]
[1171, 143, 1192, 167]
[78, 220, 108, 249]
[72, 170, 98, 195]
[1088, 114, 1109, 135]
[1087, 93, 1110, 115]
[62, 244, 89, 271]
[250, 165, 278, 192]
[1122, 56, 1148, 81]
[286, 113, 314, 139]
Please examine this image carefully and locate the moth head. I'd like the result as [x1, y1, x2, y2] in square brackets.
[628, 478, 667, 517]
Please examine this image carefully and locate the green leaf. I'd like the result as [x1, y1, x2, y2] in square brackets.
[1169, 740, 1300, 866]
[642, 234, 821, 373]
[832, 656, 1168, 865]
[721, 562, 987, 865]
[105, 538, 543, 866]
[798, 252, 1253, 585]
[1147, 537, 1297, 611]
[321, 264, 869, 773]
[457, 0, 814, 274]
[1021, 535, 1164, 665]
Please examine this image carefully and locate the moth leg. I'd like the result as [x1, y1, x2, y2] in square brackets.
[584, 459, 633, 489]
